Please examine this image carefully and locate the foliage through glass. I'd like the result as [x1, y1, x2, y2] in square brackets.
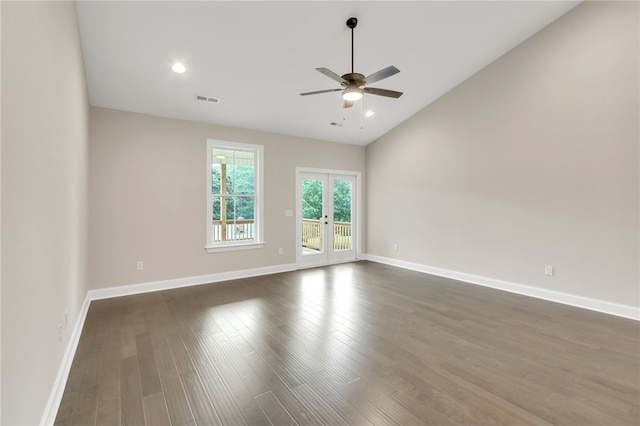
[211, 149, 256, 221]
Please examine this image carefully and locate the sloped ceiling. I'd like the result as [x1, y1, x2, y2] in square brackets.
[76, 1, 580, 146]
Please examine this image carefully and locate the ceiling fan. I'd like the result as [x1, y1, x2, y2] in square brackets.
[300, 17, 403, 108]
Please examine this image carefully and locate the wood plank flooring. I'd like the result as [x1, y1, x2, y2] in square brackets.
[55, 261, 640, 425]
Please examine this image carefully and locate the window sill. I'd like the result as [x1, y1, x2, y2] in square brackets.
[205, 242, 265, 253]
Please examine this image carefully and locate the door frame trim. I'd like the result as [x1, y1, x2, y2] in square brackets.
[295, 167, 362, 268]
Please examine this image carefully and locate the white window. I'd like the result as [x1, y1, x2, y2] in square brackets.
[206, 140, 264, 252]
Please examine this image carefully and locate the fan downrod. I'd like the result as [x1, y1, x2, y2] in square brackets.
[346, 17, 358, 73]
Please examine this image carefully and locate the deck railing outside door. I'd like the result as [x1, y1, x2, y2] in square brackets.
[302, 219, 351, 251]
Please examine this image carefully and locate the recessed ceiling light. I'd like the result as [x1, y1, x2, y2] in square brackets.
[171, 62, 186, 74]
[365, 110, 375, 117]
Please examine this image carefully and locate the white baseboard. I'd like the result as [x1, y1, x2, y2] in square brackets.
[365, 254, 639, 321]
[41, 257, 637, 424]
[40, 293, 91, 426]
[41, 262, 297, 425]
[88, 263, 298, 300]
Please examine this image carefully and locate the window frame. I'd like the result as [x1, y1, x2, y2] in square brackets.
[205, 139, 264, 253]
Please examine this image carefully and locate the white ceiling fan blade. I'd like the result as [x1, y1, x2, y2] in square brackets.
[365, 66, 400, 85]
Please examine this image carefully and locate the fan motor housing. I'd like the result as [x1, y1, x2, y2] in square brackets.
[342, 73, 365, 85]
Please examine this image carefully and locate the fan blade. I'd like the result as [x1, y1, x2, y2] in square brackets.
[343, 100, 354, 109]
[300, 88, 342, 96]
[364, 66, 400, 85]
[316, 68, 347, 84]
[364, 87, 403, 98]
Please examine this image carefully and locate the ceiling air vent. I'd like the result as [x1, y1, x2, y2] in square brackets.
[195, 95, 220, 104]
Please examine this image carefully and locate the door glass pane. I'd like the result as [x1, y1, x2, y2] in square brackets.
[302, 178, 324, 254]
[333, 179, 352, 251]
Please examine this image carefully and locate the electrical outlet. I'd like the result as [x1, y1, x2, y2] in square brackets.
[137, 261, 144, 271]
[65, 310, 69, 328]
[278, 248, 283, 255]
[545, 265, 554, 276]
[58, 323, 63, 342]
[393, 243, 398, 251]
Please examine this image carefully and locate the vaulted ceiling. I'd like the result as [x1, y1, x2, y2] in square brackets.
[76, 1, 580, 146]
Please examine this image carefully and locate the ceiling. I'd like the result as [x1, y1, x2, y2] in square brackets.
[75, 1, 580, 146]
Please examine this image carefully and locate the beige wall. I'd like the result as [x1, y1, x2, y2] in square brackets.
[0, 1, 635, 422]
[366, 1, 639, 307]
[1, 1, 89, 424]
[89, 107, 366, 289]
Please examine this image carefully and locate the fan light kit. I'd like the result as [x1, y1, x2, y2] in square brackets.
[343, 88, 363, 101]
[300, 17, 402, 109]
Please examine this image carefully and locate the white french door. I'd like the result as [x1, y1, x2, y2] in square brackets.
[297, 169, 359, 269]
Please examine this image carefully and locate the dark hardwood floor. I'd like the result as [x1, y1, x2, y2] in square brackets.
[55, 261, 639, 425]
